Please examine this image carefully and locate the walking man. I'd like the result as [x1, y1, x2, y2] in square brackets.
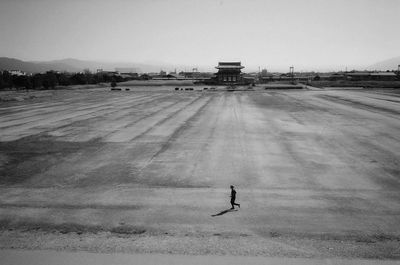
[230, 185, 240, 210]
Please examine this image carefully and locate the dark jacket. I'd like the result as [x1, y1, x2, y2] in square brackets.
[231, 189, 236, 200]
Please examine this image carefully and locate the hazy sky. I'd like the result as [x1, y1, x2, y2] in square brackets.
[0, 0, 399, 71]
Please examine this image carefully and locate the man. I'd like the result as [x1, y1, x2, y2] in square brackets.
[230, 185, 240, 210]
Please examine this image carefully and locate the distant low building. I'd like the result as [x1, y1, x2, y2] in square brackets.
[346, 72, 371, 81]
[346, 71, 397, 81]
[328, 73, 346, 81]
[179, 71, 198, 79]
[119, 72, 139, 78]
[260, 69, 268, 77]
[259, 73, 274, 83]
[97, 70, 119, 77]
[179, 71, 213, 79]
[153, 73, 185, 80]
[139, 74, 151, 80]
[370, 72, 397, 81]
[9, 70, 26, 76]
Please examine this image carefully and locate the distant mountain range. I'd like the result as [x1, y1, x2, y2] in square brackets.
[0, 57, 79, 73]
[1, 56, 399, 74]
[367, 56, 400, 71]
[0, 57, 185, 74]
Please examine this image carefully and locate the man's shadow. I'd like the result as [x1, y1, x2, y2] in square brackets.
[211, 208, 238, 217]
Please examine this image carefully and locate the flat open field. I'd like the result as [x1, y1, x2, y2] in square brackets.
[0, 87, 400, 259]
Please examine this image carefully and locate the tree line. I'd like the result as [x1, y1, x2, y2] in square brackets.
[0, 70, 126, 90]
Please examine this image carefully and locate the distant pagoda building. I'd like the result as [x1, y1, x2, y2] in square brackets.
[215, 62, 244, 84]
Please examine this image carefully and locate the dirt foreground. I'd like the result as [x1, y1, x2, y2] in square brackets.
[2, 249, 400, 265]
[0, 87, 400, 260]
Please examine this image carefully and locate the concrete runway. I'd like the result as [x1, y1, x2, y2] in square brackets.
[0, 88, 399, 259]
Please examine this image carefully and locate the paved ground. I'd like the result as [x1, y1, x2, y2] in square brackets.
[2, 249, 400, 265]
[0, 87, 400, 259]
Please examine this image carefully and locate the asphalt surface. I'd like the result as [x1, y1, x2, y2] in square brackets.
[0, 87, 399, 259]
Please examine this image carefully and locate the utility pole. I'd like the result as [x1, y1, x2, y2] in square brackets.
[192, 67, 198, 80]
[290, 66, 294, 84]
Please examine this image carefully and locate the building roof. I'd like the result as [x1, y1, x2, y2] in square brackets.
[370, 72, 396, 76]
[346, 72, 370, 76]
[218, 62, 241, 66]
[98, 71, 118, 74]
[216, 61, 244, 69]
[166, 74, 185, 79]
[347, 72, 397, 76]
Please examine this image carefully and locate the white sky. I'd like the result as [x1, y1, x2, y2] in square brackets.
[0, 0, 399, 72]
